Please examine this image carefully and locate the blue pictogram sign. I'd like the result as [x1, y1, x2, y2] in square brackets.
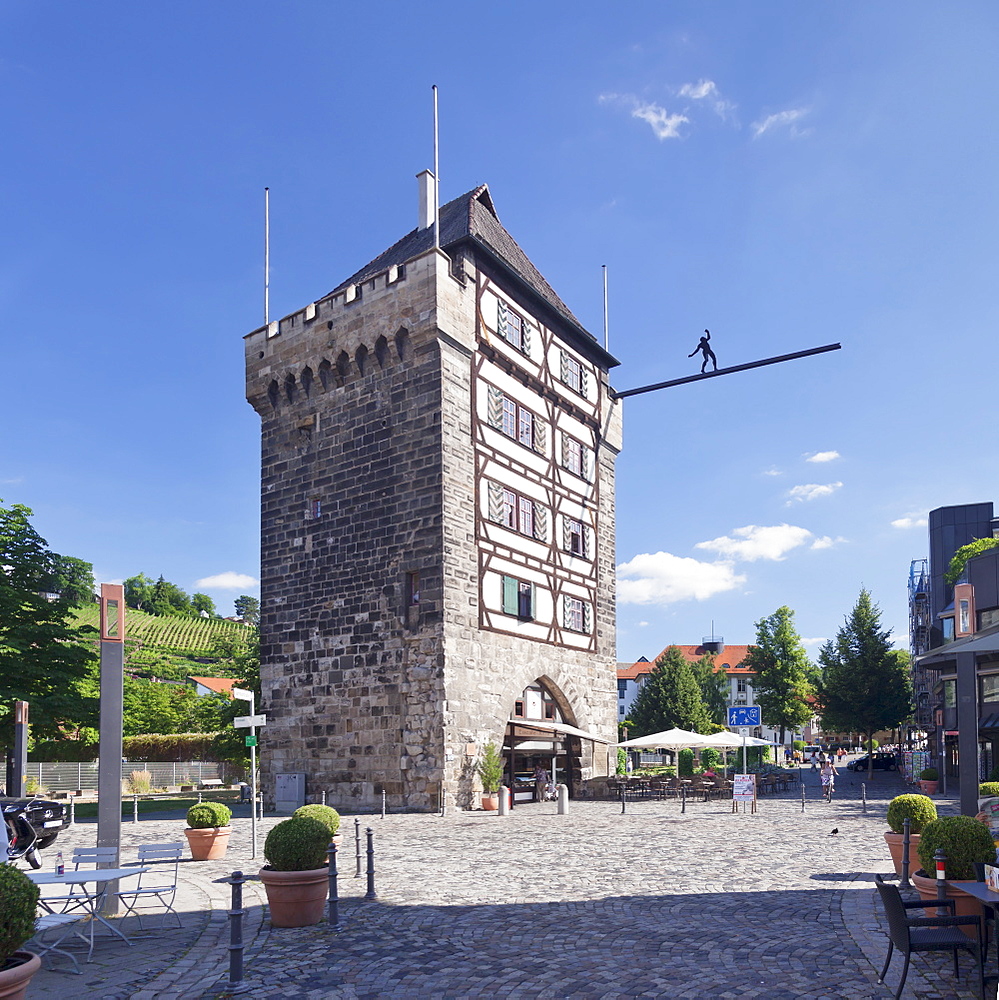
[727, 705, 762, 728]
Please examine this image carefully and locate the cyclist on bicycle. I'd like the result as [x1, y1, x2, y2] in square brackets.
[820, 757, 838, 801]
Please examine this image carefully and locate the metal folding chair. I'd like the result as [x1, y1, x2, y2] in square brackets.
[117, 842, 183, 929]
[39, 846, 118, 915]
[29, 913, 85, 974]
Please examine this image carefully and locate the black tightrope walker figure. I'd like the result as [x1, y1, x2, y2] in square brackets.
[688, 328, 718, 373]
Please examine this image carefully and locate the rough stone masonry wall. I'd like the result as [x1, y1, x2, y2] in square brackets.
[246, 254, 451, 812]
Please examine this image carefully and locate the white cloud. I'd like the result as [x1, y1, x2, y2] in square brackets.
[632, 102, 689, 140]
[786, 482, 843, 504]
[638, 621, 650, 628]
[810, 536, 846, 550]
[761, 466, 783, 477]
[751, 107, 810, 139]
[678, 79, 736, 120]
[195, 571, 259, 590]
[617, 551, 745, 605]
[806, 450, 840, 463]
[800, 637, 829, 648]
[892, 516, 928, 529]
[695, 524, 813, 562]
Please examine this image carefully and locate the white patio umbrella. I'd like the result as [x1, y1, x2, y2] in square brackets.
[697, 731, 746, 748]
[616, 727, 715, 750]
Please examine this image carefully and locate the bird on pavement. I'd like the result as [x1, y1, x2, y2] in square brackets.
[829, 828, 839, 835]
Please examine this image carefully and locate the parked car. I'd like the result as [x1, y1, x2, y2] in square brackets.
[847, 753, 898, 772]
[2, 795, 70, 850]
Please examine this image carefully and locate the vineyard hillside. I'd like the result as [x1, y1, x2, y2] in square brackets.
[71, 605, 254, 681]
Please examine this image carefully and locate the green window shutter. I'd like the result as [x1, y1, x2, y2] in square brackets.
[533, 504, 548, 542]
[532, 419, 546, 455]
[487, 482, 504, 523]
[580, 368, 590, 397]
[583, 445, 595, 482]
[560, 349, 570, 384]
[560, 432, 569, 469]
[583, 524, 592, 558]
[502, 575, 518, 615]
[562, 515, 571, 551]
[522, 321, 531, 355]
[583, 602, 592, 633]
[497, 300, 509, 341]
[487, 386, 504, 429]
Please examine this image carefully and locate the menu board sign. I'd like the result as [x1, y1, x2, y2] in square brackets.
[733, 774, 757, 801]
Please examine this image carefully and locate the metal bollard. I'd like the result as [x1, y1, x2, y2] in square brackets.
[681, 783, 686, 814]
[934, 848, 948, 912]
[800, 781, 806, 813]
[381, 789, 386, 819]
[900, 818, 912, 889]
[69, 796, 75, 827]
[364, 827, 377, 900]
[354, 817, 362, 878]
[212, 870, 260, 994]
[556, 783, 569, 815]
[861, 782, 867, 814]
[133, 794, 139, 824]
[498, 785, 509, 816]
[198, 791, 203, 803]
[326, 841, 340, 929]
[321, 790, 327, 806]
[620, 785, 626, 814]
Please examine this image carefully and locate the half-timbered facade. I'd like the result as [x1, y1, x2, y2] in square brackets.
[245, 177, 621, 811]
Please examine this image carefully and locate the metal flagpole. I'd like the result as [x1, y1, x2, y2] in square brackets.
[432, 86, 440, 250]
[264, 187, 270, 326]
[602, 265, 609, 352]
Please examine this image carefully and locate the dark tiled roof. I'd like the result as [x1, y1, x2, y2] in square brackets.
[327, 184, 594, 344]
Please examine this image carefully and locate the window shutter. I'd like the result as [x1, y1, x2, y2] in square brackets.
[583, 524, 592, 558]
[560, 432, 569, 469]
[487, 482, 504, 523]
[487, 386, 504, 429]
[533, 504, 548, 542]
[560, 350, 570, 384]
[562, 515, 571, 551]
[522, 321, 531, 355]
[561, 594, 570, 627]
[583, 445, 595, 482]
[583, 602, 592, 633]
[497, 300, 509, 341]
[502, 575, 518, 615]
[580, 368, 590, 397]
[532, 419, 546, 455]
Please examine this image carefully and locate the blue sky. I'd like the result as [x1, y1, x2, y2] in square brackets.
[2, 2, 997, 660]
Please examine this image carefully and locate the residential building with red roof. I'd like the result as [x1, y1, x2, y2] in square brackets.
[188, 676, 241, 699]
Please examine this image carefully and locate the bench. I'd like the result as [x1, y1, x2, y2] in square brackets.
[198, 779, 224, 789]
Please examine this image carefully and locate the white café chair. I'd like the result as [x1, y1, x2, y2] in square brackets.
[28, 913, 86, 974]
[116, 842, 184, 929]
[39, 845, 119, 915]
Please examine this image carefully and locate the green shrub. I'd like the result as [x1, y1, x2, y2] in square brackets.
[866, 738, 880, 752]
[989, 763, 999, 783]
[886, 794, 937, 834]
[919, 767, 939, 781]
[917, 815, 997, 880]
[293, 804, 340, 837]
[980, 783, 999, 798]
[128, 769, 153, 794]
[476, 741, 504, 793]
[700, 747, 721, 770]
[616, 748, 627, 775]
[0, 865, 40, 966]
[792, 740, 805, 752]
[186, 801, 232, 829]
[678, 748, 694, 777]
[264, 816, 330, 871]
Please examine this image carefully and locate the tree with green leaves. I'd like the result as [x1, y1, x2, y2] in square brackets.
[690, 653, 729, 727]
[124, 573, 155, 612]
[191, 593, 216, 617]
[50, 555, 95, 606]
[744, 606, 813, 749]
[629, 646, 711, 737]
[234, 595, 259, 625]
[818, 589, 913, 780]
[946, 537, 999, 585]
[0, 500, 97, 744]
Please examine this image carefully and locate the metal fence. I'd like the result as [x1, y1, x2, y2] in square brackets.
[22, 760, 240, 794]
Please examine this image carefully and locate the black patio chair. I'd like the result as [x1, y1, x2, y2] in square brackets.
[874, 874, 984, 1000]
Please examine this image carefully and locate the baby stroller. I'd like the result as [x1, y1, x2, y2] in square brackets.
[543, 781, 558, 802]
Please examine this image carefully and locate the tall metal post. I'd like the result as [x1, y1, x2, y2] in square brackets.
[10, 701, 28, 798]
[97, 584, 125, 915]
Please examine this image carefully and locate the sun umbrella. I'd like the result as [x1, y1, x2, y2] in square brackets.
[616, 727, 716, 750]
[696, 731, 746, 748]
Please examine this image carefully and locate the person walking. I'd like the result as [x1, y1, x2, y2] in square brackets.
[533, 761, 549, 802]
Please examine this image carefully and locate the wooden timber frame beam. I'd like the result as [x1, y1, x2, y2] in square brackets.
[611, 343, 842, 400]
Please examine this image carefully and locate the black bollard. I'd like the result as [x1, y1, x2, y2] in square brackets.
[900, 818, 912, 889]
[800, 781, 805, 813]
[212, 870, 260, 994]
[934, 847, 948, 913]
[681, 783, 686, 814]
[364, 827, 377, 900]
[861, 782, 867, 814]
[326, 841, 340, 928]
[354, 816, 362, 878]
[620, 784, 626, 814]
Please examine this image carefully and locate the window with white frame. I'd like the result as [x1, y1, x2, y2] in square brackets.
[487, 482, 548, 541]
[501, 575, 535, 619]
[560, 433, 591, 480]
[497, 300, 530, 353]
[564, 516, 587, 557]
[486, 386, 546, 454]
[559, 350, 588, 396]
[562, 595, 589, 633]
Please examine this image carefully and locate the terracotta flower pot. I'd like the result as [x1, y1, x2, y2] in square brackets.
[258, 866, 329, 927]
[0, 951, 41, 1000]
[184, 826, 232, 861]
[920, 780, 939, 795]
[911, 870, 984, 939]
[884, 831, 921, 877]
[481, 792, 499, 811]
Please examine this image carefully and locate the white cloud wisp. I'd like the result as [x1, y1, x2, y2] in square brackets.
[195, 571, 259, 590]
[806, 450, 840, 463]
[786, 482, 843, 504]
[695, 523, 813, 562]
[751, 107, 810, 138]
[617, 551, 745, 606]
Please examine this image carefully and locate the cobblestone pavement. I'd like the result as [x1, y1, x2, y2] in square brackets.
[21, 766, 992, 999]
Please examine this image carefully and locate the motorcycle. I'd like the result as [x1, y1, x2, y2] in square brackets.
[3, 806, 42, 868]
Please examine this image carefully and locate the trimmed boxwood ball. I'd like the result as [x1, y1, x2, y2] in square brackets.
[0, 864, 41, 967]
[917, 815, 997, 881]
[886, 794, 937, 834]
[292, 803, 340, 837]
[186, 801, 232, 829]
[919, 767, 939, 781]
[264, 816, 331, 872]
[980, 782, 999, 798]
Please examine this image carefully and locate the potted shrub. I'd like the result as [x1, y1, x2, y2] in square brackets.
[477, 741, 504, 810]
[884, 793, 937, 875]
[184, 801, 233, 861]
[292, 803, 341, 840]
[0, 865, 42, 1000]
[913, 814, 997, 935]
[258, 816, 331, 927]
[919, 766, 939, 794]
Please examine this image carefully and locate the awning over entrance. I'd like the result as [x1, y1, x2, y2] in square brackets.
[915, 624, 999, 668]
[506, 720, 613, 744]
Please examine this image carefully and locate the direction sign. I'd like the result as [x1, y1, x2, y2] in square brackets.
[232, 688, 254, 703]
[234, 714, 267, 728]
[727, 705, 761, 728]
[245, 735, 257, 747]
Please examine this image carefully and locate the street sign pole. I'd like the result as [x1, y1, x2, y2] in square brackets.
[232, 690, 263, 858]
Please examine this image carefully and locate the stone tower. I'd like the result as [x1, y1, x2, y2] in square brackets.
[245, 176, 622, 811]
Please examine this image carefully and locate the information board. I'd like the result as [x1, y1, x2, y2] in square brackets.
[728, 706, 761, 727]
[733, 774, 757, 801]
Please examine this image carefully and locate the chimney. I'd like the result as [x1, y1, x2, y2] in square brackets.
[417, 169, 437, 231]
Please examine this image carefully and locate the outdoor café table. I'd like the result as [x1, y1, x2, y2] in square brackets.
[28, 867, 149, 961]
[953, 880, 999, 966]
